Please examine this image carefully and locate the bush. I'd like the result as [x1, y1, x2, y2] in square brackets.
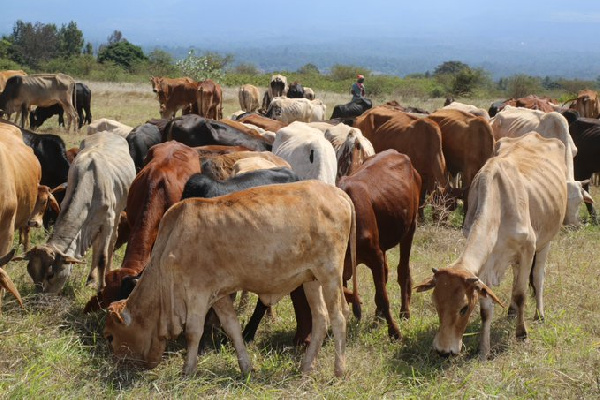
[505, 74, 543, 98]
[98, 41, 147, 72]
[330, 64, 370, 81]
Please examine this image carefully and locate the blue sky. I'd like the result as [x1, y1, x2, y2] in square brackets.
[1, 1, 599, 48]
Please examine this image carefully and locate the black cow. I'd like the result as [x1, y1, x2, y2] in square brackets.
[488, 99, 510, 118]
[331, 97, 373, 119]
[287, 82, 305, 98]
[126, 123, 162, 172]
[564, 110, 600, 221]
[166, 114, 271, 151]
[29, 83, 92, 130]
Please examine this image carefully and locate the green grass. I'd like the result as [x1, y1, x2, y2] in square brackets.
[1, 83, 599, 398]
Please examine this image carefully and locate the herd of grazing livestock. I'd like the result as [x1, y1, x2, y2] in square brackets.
[1, 69, 600, 378]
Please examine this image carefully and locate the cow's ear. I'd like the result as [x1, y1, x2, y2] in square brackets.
[48, 193, 61, 214]
[108, 301, 131, 325]
[414, 276, 436, 292]
[469, 278, 506, 308]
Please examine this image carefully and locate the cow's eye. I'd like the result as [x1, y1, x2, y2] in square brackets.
[106, 334, 113, 344]
[459, 305, 469, 316]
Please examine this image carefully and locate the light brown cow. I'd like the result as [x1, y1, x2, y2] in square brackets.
[0, 69, 27, 92]
[416, 133, 567, 359]
[427, 109, 495, 213]
[0, 123, 41, 309]
[355, 105, 408, 138]
[197, 79, 223, 120]
[574, 89, 600, 119]
[150, 76, 197, 119]
[232, 157, 279, 175]
[201, 151, 291, 181]
[238, 113, 287, 132]
[104, 180, 356, 377]
[238, 84, 260, 112]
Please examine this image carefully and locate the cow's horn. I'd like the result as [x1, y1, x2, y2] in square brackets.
[431, 268, 439, 274]
[0, 249, 16, 266]
[0, 269, 23, 307]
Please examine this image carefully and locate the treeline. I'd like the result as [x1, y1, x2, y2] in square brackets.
[1, 20, 599, 101]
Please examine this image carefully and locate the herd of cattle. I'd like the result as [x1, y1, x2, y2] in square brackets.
[2, 69, 600, 378]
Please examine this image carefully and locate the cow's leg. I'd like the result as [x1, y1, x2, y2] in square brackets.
[19, 226, 30, 252]
[242, 298, 268, 342]
[301, 281, 328, 375]
[20, 103, 28, 129]
[58, 110, 65, 128]
[583, 181, 598, 224]
[212, 296, 253, 376]
[531, 245, 550, 321]
[95, 229, 114, 292]
[478, 296, 494, 360]
[183, 305, 208, 376]
[320, 278, 348, 377]
[290, 285, 312, 346]
[87, 238, 100, 287]
[512, 244, 535, 341]
[368, 248, 400, 339]
[398, 221, 416, 320]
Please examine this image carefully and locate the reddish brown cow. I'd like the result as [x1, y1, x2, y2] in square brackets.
[355, 106, 409, 138]
[196, 79, 223, 120]
[66, 147, 79, 164]
[505, 96, 557, 113]
[238, 114, 288, 132]
[427, 109, 495, 214]
[84, 141, 201, 312]
[150, 76, 198, 119]
[359, 111, 449, 219]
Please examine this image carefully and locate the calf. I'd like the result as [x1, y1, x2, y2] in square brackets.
[29, 82, 92, 130]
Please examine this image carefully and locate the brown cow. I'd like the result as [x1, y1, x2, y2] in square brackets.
[150, 76, 197, 119]
[238, 113, 287, 132]
[197, 79, 223, 120]
[505, 96, 557, 113]
[200, 151, 291, 181]
[355, 105, 409, 138]
[238, 84, 260, 112]
[84, 141, 201, 312]
[574, 89, 600, 118]
[427, 109, 495, 214]
[359, 111, 450, 219]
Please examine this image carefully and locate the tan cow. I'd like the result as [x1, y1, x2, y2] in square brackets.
[0, 69, 27, 92]
[0, 73, 78, 131]
[574, 89, 600, 119]
[232, 157, 279, 175]
[238, 84, 260, 112]
[150, 76, 197, 119]
[0, 123, 41, 309]
[105, 180, 356, 377]
[87, 118, 133, 138]
[201, 151, 290, 181]
[196, 79, 223, 120]
[416, 133, 567, 359]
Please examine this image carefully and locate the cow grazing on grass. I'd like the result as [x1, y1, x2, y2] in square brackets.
[17, 133, 135, 294]
[104, 180, 357, 378]
[84, 142, 200, 312]
[238, 113, 287, 132]
[29, 82, 92, 130]
[416, 133, 568, 359]
[238, 84, 260, 112]
[0, 73, 78, 131]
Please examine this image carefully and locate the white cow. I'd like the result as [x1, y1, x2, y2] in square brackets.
[273, 121, 337, 185]
[491, 105, 588, 225]
[416, 133, 568, 359]
[442, 101, 490, 120]
[87, 118, 133, 138]
[308, 122, 375, 181]
[268, 97, 326, 124]
[18, 133, 136, 294]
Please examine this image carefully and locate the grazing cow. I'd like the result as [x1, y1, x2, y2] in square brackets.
[84, 142, 200, 312]
[166, 114, 271, 151]
[416, 133, 568, 359]
[238, 113, 287, 132]
[273, 122, 337, 185]
[385, 100, 430, 115]
[308, 122, 376, 182]
[442, 101, 490, 120]
[0, 123, 41, 308]
[489, 96, 557, 117]
[0, 73, 78, 131]
[269, 74, 288, 98]
[87, 118, 133, 138]
[427, 109, 495, 214]
[200, 151, 290, 181]
[197, 79, 223, 120]
[574, 89, 600, 119]
[266, 97, 326, 123]
[564, 112, 600, 220]
[29, 82, 92, 130]
[491, 106, 585, 225]
[150, 76, 197, 119]
[331, 98, 373, 120]
[303, 87, 315, 100]
[360, 112, 450, 218]
[287, 82, 305, 98]
[104, 180, 356, 377]
[126, 123, 162, 172]
[238, 84, 260, 112]
[354, 105, 405, 138]
[17, 133, 136, 294]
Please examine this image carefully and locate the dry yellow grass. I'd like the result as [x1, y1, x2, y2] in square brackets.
[1, 83, 599, 398]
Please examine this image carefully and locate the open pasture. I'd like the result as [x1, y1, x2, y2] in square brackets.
[1, 83, 599, 398]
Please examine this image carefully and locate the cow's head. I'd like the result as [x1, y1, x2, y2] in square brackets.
[105, 300, 165, 369]
[564, 180, 593, 226]
[28, 185, 60, 229]
[14, 245, 85, 294]
[83, 268, 140, 313]
[415, 268, 505, 356]
[0, 249, 23, 308]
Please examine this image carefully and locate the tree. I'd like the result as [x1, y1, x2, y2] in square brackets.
[107, 30, 124, 45]
[505, 75, 543, 98]
[8, 20, 60, 68]
[176, 50, 232, 82]
[297, 63, 320, 75]
[98, 41, 147, 71]
[232, 62, 260, 75]
[58, 21, 84, 58]
[148, 49, 176, 76]
[330, 64, 370, 81]
[433, 60, 470, 76]
[83, 42, 93, 55]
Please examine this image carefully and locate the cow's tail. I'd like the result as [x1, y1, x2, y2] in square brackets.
[348, 195, 360, 320]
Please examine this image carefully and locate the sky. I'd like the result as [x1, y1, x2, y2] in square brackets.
[2, 1, 599, 48]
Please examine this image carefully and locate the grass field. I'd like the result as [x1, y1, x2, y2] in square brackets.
[1, 83, 599, 399]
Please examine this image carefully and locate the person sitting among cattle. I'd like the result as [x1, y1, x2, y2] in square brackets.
[351, 75, 365, 101]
